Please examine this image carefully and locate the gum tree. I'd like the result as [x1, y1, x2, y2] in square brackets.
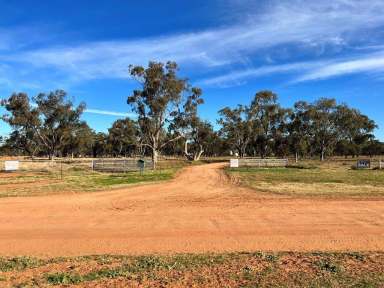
[127, 61, 203, 167]
[2, 90, 85, 159]
[218, 105, 252, 158]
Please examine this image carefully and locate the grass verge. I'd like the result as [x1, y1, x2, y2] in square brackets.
[226, 166, 384, 198]
[0, 167, 181, 197]
[0, 252, 383, 287]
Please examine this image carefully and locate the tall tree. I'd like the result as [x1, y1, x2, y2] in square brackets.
[307, 98, 339, 161]
[2, 90, 85, 159]
[1, 93, 40, 157]
[288, 101, 311, 162]
[172, 87, 206, 161]
[218, 105, 252, 158]
[335, 104, 376, 157]
[249, 91, 286, 158]
[92, 132, 109, 158]
[183, 119, 215, 161]
[108, 118, 139, 157]
[33, 90, 86, 159]
[127, 61, 203, 167]
[61, 122, 94, 157]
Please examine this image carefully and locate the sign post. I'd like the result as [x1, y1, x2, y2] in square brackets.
[230, 159, 239, 168]
[5, 161, 19, 172]
[356, 159, 371, 169]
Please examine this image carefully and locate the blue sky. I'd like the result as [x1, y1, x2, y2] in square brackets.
[1, 0, 384, 140]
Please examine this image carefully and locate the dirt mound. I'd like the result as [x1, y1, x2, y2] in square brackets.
[0, 163, 383, 257]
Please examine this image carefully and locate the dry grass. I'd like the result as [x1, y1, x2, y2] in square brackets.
[0, 159, 188, 197]
[227, 160, 384, 198]
[0, 252, 383, 287]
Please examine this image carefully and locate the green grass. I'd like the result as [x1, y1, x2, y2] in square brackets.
[228, 167, 384, 185]
[92, 170, 175, 186]
[0, 257, 45, 272]
[226, 166, 384, 197]
[1, 252, 383, 287]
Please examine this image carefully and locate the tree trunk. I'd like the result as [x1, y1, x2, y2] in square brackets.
[152, 147, 158, 169]
[184, 141, 192, 161]
[194, 145, 204, 161]
[295, 152, 298, 163]
[320, 149, 325, 161]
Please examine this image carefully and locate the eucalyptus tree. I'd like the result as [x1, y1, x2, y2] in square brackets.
[61, 122, 94, 157]
[249, 90, 287, 158]
[171, 86, 208, 161]
[288, 101, 311, 162]
[108, 118, 139, 157]
[32, 90, 86, 159]
[1, 93, 40, 157]
[92, 132, 109, 157]
[362, 139, 384, 157]
[2, 90, 85, 159]
[335, 104, 376, 157]
[218, 105, 252, 158]
[127, 61, 203, 167]
[306, 98, 340, 161]
[183, 119, 215, 161]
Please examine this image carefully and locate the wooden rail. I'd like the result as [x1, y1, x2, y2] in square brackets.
[230, 158, 288, 168]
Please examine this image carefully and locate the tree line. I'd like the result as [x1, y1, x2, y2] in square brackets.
[1, 61, 383, 165]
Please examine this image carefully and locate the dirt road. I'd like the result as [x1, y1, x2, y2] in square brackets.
[0, 163, 383, 257]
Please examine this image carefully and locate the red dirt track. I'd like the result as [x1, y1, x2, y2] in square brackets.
[0, 163, 383, 257]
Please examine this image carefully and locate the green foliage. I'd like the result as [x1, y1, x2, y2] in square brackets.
[0, 257, 44, 272]
[217, 92, 380, 160]
[218, 104, 252, 157]
[107, 118, 139, 157]
[0, 74, 382, 159]
[45, 272, 83, 285]
[1, 90, 87, 158]
[127, 61, 204, 165]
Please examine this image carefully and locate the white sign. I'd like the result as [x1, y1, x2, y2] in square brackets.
[230, 159, 239, 168]
[5, 161, 19, 171]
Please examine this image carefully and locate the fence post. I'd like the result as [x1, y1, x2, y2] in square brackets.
[60, 160, 63, 180]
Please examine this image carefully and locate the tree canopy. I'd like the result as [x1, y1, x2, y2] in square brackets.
[0, 62, 382, 160]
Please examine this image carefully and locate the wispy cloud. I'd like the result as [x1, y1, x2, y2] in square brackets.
[0, 0, 383, 92]
[202, 52, 384, 87]
[200, 61, 327, 87]
[84, 108, 134, 118]
[1, 0, 384, 86]
[294, 52, 384, 82]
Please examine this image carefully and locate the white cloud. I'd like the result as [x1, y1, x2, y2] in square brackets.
[200, 61, 326, 87]
[85, 108, 134, 118]
[1, 0, 384, 85]
[295, 53, 384, 82]
[202, 52, 384, 87]
[0, 0, 383, 92]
